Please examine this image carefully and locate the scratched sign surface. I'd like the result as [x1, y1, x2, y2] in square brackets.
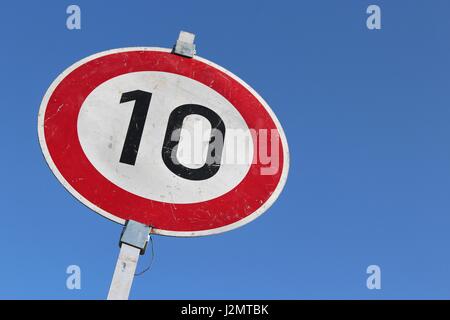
[38, 48, 289, 236]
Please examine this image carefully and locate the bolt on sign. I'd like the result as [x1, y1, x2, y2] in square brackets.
[38, 37, 289, 237]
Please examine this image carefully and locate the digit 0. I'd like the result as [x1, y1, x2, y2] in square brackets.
[162, 104, 226, 180]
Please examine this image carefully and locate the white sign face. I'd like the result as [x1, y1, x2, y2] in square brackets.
[38, 47, 289, 236]
[77, 71, 254, 203]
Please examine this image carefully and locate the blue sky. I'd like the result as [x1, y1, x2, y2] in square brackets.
[1, 0, 450, 299]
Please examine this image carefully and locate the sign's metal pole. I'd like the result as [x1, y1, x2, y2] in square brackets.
[107, 243, 141, 300]
[107, 220, 151, 300]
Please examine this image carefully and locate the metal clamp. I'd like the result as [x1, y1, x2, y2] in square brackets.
[119, 220, 151, 255]
[173, 31, 196, 58]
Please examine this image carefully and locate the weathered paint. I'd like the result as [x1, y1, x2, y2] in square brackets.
[38, 47, 289, 237]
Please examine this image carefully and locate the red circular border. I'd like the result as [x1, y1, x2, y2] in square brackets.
[43, 50, 284, 232]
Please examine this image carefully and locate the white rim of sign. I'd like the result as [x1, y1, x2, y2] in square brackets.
[37, 47, 290, 237]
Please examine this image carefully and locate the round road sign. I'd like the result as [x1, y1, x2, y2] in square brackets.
[38, 47, 289, 236]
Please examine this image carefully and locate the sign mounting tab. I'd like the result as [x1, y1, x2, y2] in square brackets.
[173, 30, 196, 57]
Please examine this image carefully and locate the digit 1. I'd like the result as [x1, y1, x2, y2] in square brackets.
[119, 90, 152, 165]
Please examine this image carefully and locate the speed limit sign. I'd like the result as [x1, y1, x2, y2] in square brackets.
[38, 46, 289, 237]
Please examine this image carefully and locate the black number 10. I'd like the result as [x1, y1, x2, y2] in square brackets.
[119, 90, 225, 181]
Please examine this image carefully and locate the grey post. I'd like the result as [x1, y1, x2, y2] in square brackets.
[107, 220, 151, 300]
